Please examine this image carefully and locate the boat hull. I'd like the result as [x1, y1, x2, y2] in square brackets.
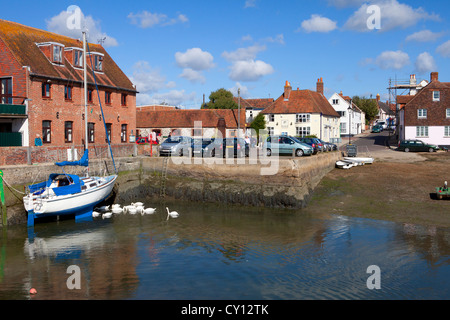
[343, 157, 374, 165]
[24, 175, 117, 226]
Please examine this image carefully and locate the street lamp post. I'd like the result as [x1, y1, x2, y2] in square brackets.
[348, 101, 352, 145]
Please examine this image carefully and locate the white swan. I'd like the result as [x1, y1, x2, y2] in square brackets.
[141, 207, 156, 215]
[127, 206, 138, 215]
[111, 204, 121, 209]
[102, 211, 113, 219]
[135, 205, 144, 214]
[111, 207, 123, 214]
[92, 211, 102, 218]
[96, 205, 110, 212]
[132, 202, 144, 207]
[166, 207, 179, 220]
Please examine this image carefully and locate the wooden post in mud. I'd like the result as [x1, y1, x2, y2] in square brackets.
[0, 170, 7, 226]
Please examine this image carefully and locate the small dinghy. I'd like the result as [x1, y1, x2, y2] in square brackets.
[343, 157, 374, 165]
[336, 160, 354, 169]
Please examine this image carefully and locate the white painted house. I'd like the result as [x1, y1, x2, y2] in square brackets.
[329, 92, 365, 137]
[261, 80, 341, 143]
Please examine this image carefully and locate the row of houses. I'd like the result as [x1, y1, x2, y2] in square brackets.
[1, 19, 449, 150]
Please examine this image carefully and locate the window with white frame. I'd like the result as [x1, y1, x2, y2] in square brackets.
[445, 126, 450, 137]
[418, 109, 427, 119]
[332, 99, 339, 105]
[433, 91, 440, 101]
[416, 126, 428, 137]
[267, 127, 274, 136]
[340, 123, 347, 134]
[446, 108, 450, 118]
[296, 127, 310, 137]
[268, 114, 275, 122]
[296, 113, 310, 123]
[53, 45, 63, 64]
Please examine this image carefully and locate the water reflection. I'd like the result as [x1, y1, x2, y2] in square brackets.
[0, 201, 449, 300]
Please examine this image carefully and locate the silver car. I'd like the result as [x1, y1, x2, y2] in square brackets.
[264, 136, 314, 157]
[159, 136, 192, 156]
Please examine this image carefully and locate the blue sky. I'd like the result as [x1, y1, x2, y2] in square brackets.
[2, 0, 450, 108]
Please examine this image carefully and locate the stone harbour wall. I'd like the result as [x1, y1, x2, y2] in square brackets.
[1, 152, 340, 226]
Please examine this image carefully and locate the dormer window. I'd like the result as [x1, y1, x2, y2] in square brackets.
[74, 50, 83, 68]
[53, 45, 63, 64]
[37, 42, 65, 65]
[94, 55, 103, 72]
[88, 52, 104, 72]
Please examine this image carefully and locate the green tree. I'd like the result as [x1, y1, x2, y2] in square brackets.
[352, 96, 379, 124]
[249, 113, 266, 132]
[202, 88, 238, 109]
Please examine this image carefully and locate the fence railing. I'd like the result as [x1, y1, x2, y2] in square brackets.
[0, 143, 141, 167]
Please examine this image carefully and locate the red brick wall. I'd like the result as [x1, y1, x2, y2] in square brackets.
[27, 78, 136, 146]
[405, 86, 450, 127]
[0, 37, 28, 103]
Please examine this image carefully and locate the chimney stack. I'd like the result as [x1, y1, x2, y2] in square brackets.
[376, 94, 380, 102]
[431, 72, 439, 82]
[316, 77, 324, 95]
[284, 81, 292, 101]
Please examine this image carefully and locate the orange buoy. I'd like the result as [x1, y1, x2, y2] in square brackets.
[29, 288, 37, 295]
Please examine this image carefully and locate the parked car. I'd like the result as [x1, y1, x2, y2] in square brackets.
[296, 137, 320, 154]
[398, 139, 440, 153]
[191, 138, 223, 157]
[376, 121, 387, 129]
[159, 136, 192, 156]
[265, 136, 313, 157]
[136, 137, 150, 144]
[372, 124, 383, 133]
[220, 138, 248, 158]
[318, 139, 331, 152]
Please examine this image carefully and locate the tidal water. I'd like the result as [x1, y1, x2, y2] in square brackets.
[0, 200, 449, 300]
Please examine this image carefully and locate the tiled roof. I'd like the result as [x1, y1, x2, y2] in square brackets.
[261, 89, 339, 117]
[136, 109, 247, 129]
[233, 97, 274, 110]
[0, 19, 136, 92]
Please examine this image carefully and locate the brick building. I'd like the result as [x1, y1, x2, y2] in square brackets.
[0, 19, 137, 147]
[398, 72, 450, 147]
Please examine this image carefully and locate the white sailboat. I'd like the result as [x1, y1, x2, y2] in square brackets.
[23, 32, 118, 227]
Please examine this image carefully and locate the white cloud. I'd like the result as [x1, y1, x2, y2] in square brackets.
[175, 48, 214, 84]
[179, 68, 206, 84]
[46, 6, 118, 47]
[375, 50, 410, 70]
[229, 60, 274, 82]
[244, 0, 257, 8]
[300, 14, 338, 33]
[343, 0, 440, 32]
[222, 45, 267, 62]
[128, 61, 175, 93]
[415, 52, 437, 74]
[128, 11, 188, 28]
[327, 0, 367, 8]
[139, 90, 197, 107]
[175, 48, 215, 71]
[437, 40, 450, 58]
[405, 30, 444, 43]
[229, 83, 250, 98]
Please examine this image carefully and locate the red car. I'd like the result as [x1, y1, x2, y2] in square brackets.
[136, 137, 151, 144]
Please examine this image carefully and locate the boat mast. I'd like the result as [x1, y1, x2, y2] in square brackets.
[83, 31, 88, 153]
[82, 31, 89, 177]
